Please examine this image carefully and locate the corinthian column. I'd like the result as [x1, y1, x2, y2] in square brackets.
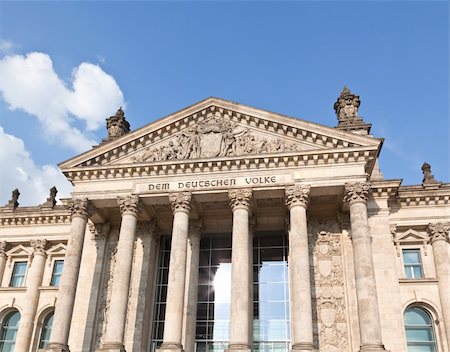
[47, 198, 91, 352]
[285, 184, 314, 352]
[101, 195, 141, 352]
[226, 189, 253, 352]
[427, 222, 450, 350]
[159, 192, 192, 352]
[183, 220, 202, 352]
[15, 239, 47, 351]
[0, 241, 7, 285]
[344, 182, 387, 352]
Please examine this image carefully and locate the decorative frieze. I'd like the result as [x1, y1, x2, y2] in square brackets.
[169, 192, 192, 213]
[228, 188, 252, 211]
[343, 181, 371, 205]
[427, 223, 450, 244]
[67, 198, 92, 218]
[117, 195, 141, 216]
[285, 185, 310, 209]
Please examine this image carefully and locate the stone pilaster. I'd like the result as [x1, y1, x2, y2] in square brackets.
[183, 219, 202, 352]
[47, 198, 91, 352]
[344, 182, 387, 352]
[159, 192, 192, 352]
[285, 185, 314, 352]
[226, 189, 253, 352]
[0, 241, 7, 286]
[427, 222, 450, 350]
[16, 239, 47, 351]
[100, 195, 141, 352]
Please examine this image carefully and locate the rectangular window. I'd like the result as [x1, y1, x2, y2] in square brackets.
[50, 260, 64, 286]
[403, 249, 423, 279]
[9, 261, 27, 287]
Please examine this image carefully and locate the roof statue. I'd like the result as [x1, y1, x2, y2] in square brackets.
[5, 188, 20, 209]
[41, 186, 58, 208]
[422, 162, 441, 186]
[334, 86, 371, 134]
[104, 107, 131, 143]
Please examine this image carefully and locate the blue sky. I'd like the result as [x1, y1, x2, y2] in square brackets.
[0, 1, 448, 205]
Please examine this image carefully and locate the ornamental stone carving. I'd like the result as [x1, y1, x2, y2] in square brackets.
[41, 186, 58, 208]
[0, 241, 7, 257]
[228, 188, 252, 211]
[67, 198, 91, 218]
[30, 239, 47, 255]
[334, 86, 364, 126]
[89, 222, 112, 241]
[343, 182, 371, 205]
[130, 112, 303, 163]
[285, 185, 311, 209]
[5, 188, 20, 209]
[169, 192, 192, 213]
[117, 195, 141, 216]
[427, 223, 450, 243]
[422, 162, 440, 185]
[105, 107, 130, 142]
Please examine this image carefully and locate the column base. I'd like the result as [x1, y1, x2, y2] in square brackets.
[157, 342, 184, 352]
[45, 343, 70, 352]
[98, 342, 126, 352]
[359, 344, 389, 352]
[225, 344, 251, 352]
[291, 342, 315, 351]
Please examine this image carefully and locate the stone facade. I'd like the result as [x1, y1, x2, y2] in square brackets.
[0, 93, 449, 352]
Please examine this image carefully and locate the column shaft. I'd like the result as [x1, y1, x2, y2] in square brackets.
[47, 198, 90, 352]
[15, 240, 47, 351]
[286, 185, 313, 352]
[0, 241, 7, 285]
[183, 222, 201, 352]
[227, 189, 252, 352]
[428, 223, 450, 350]
[160, 192, 191, 352]
[345, 182, 386, 352]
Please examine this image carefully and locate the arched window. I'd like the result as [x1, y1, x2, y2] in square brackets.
[38, 311, 54, 348]
[404, 307, 437, 352]
[0, 311, 21, 352]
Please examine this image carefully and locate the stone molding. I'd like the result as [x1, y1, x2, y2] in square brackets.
[228, 188, 252, 211]
[0, 213, 71, 226]
[117, 195, 141, 216]
[30, 239, 47, 256]
[427, 223, 450, 244]
[285, 184, 311, 209]
[63, 146, 378, 182]
[169, 192, 192, 213]
[67, 198, 92, 219]
[343, 182, 371, 205]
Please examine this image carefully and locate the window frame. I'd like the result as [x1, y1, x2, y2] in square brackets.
[0, 310, 21, 349]
[404, 306, 437, 352]
[9, 261, 28, 287]
[402, 248, 424, 279]
[50, 260, 64, 287]
[38, 311, 54, 348]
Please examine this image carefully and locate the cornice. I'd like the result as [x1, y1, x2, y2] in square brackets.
[395, 184, 450, 207]
[0, 208, 71, 227]
[62, 146, 379, 182]
[370, 179, 402, 198]
[60, 99, 381, 170]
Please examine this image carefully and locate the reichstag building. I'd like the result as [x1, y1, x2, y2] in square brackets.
[0, 88, 449, 352]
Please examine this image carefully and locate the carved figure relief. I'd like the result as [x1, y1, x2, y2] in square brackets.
[130, 112, 303, 163]
[309, 219, 348, 351]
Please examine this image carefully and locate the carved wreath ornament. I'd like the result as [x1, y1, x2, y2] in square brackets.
[131, 113, 303, 163]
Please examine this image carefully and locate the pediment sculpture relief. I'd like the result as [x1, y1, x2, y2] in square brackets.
[131, 114, 304, 163]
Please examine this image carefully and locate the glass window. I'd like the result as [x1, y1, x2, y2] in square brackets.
[50, 260, 64, 286]
[39, 311, 54, 348]
[0, 311, 20, 351]
[404, 307, 436, 352]
[9, 262, 27, 287]
[403, 249, 423, 279]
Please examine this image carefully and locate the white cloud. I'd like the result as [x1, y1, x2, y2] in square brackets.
[0, 40, 15, 54]
[0, 127, 73, 206]
[0, 52, 125, 153]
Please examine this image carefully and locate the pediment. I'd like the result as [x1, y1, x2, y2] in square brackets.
[46, 243, 67, 255]
[60, 97, 381, 171]
[394, 229, 429, 243]
[7, 244, 31, 257]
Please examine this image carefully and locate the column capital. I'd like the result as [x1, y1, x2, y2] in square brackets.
[117, 195, 141, 216]
[189, 219, 203, 238]
[30, 239, 47, 256]
[344, 181, 371, 205]
[88, 221, 111, 241]
[169, 192, 192, 213]
[427, 222, 450, 244]
[67, 198, 92, 219]
[137, 220, 160, 238]
[0, 241, 7, 257]
[228, 188, 252, 211]
[285, 184, 310, 209]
